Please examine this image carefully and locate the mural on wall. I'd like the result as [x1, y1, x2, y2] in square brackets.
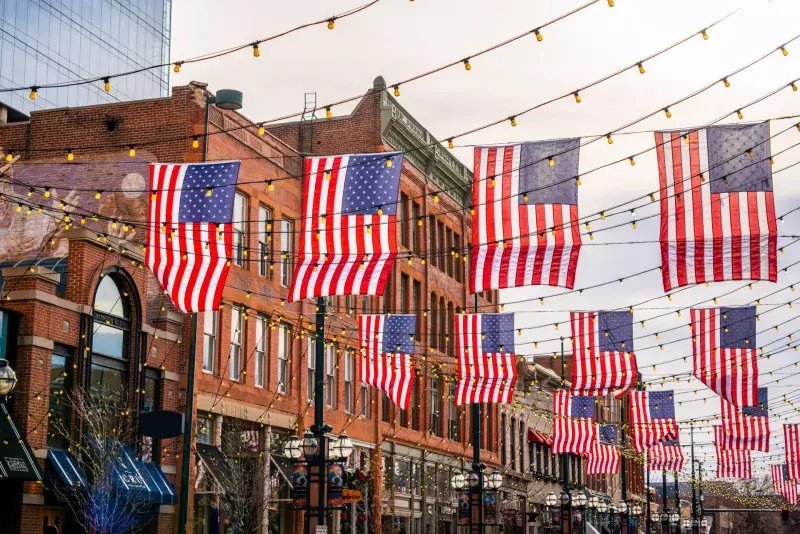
[0, 153, 151, 262]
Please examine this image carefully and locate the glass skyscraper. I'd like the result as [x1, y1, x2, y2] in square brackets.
[0, 0, 171, 118]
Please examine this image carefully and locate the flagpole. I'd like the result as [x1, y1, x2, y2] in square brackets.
[560, 337, 572, 534]
[620, 393, 628, 534]
[691, 423, 699, 534]
[177, 94, 214, 534]
[645, 454, 651, 534]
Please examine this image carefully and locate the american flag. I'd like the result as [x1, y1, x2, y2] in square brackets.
[772, 465, 799, 504]
[470, 140, 582, 293]
[691, 307, 758, 407]
[719, 388, 770, 452]
[785, 424, 800, 480]
[714, 426, 752, 478]
[454, 313, 518, 405]
[656, 123, 777, 292]
[552, 390, 597, 454]
[586, 424, 620, 475]
[359, 314, 416, 410]
[647, 440, 685, 472]
[570, 311, 638, 397]
[289, 152, 403, 302]
[630, 390, 679, 452]
[146, 161, 239, 312]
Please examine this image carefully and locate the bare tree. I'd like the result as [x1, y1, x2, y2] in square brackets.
[709, 476, 793, 534]
[47, 388, 158, 533]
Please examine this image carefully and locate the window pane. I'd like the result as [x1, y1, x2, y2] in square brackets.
[94, 276, 127, 317]
[90, 363, 127, 406]
[92, 323, 125, 358]
[281, 219, 294, 287]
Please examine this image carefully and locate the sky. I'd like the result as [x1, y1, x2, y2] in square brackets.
[171, 0, 800, 482]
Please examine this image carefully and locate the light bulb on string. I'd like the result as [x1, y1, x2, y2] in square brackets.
[637, 63, 645, 74]
[534, 29, 543, 42]
[463, 58, 471, 71]
[103, 78, 111, 92]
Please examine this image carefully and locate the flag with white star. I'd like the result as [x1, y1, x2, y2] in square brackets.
[146, 161, 240, 312]
[656, 122, 777, 292]
[289, 152, 404, 301]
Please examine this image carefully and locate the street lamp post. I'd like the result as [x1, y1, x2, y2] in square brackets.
[617, 501, 628, 534]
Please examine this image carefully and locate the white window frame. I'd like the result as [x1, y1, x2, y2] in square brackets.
[233, 193, 247, 267]
[307, 336, 316, 403]
[202, 311, 217, 373]
[277, 325, 289, 394]
[258, 205, 273, 279]
[229, 306, 242, 381]
[360, 381, 369, 418]
[255, 315, 267, 388]
[280, 218, 294, 287]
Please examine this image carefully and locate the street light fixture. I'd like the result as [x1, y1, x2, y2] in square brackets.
[660, 512, 670, 522]
[597, 501, 608, 514]
[650, 513, 660, 525]
[451, 472, 467, 490]
[467, 471, 480, 488]
[631, 503, 643, 516]
[545, 492, 558, 508]
[559, 492, 571, 507]
[573, 493, 587, 508]
[330, 434, 354, 459]
[283, 435, 303, 460]
[486, 471, 503, 490]
[701, 518, 709, 528]
[669, 512, 680, 524]
[302, 431, 319, 457]
[0, 360, 17, 398]
[588, 495, 600, 509]
[617, 501, 628, 514]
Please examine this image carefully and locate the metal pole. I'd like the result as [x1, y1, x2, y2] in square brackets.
[691, 424, 698, 534]
[646, 458, 651, 534]
[560, 338, 571, 534]
[314, 297, 328, 531]
[673, 472, 679, 534]
[177, 96, 214, 534]
[620, 394, 628, 534]
[661, 471, 668, 534]
[471, 293, 483, 534]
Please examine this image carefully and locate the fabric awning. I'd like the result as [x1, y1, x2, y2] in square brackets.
[0, 403, 42, 481]
[196, 443, 235, 494]
[528, 429, 553, 445]
[47, 449, 87, 487]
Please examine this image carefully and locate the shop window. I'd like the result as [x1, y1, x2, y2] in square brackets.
[90, 274, 133, 407]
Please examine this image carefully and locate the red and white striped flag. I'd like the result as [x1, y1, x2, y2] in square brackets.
[586, 424, 620, 475]
[454, 313, 517, 405]
[715, 427, 752, 478]
[785, 424, 800, 480]
[359, 314, 416, 410]
[570, 312, 638, 397]
[719, 388, 770, 452]
[146, 162, 239, 312]
[656, 123, 777, 292]
[470, 141, 582, 293]
[647, 441, 685, 472]
[691, 307, 758, 407]
[772, 465, 799, 504]
[552, 390, 597, 454]
[289, 153, 403, 302]
[630, 390, 679, 452]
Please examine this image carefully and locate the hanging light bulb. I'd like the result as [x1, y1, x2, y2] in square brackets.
[252, 43, 260, 57]
[325, 107, 332, 119]
[447, 139, 454, 149]
[782, 46, 789, 57]
[267, 180, 274, 191]
[103, 78, 111, 92]
[509, 117, 517, 127]
[173, 62, 182, 73]
[575, 176, 582, 186]
[385, 157, 393, 168]
[573, 91, 581, 103]
[29, 86, 39, 100]
[206, 187, 213, 198]
[66, 150, 74, 161]
[792, 82, 798, 92]
[463, 58, 471, 71]
[327, 18, 335, 30]
[629, 156, 636, 166]
[393, 85, 400, 97]
[722, 77, 730, 88]
[95, 190, 102, 200]
[44, 187, 51, 198]
[606, 134, 613, 144]
[534, 29, 543, 42]
[192, 136, 200, 149]
[664, 108, 672, 119]
[258, 125, 265, 136]
[737, 110, 744, 120]
[129, 145, 136, 157]
[701, 29, 709, 40]
[638, 63, 645, 74]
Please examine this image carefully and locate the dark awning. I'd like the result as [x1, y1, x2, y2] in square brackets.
[0, 403, 42, 481]
[196, 443, 235, 494]
[114, 444, 176, 505]
[528, 429, 553, 445]
[47, 449, 87, 487]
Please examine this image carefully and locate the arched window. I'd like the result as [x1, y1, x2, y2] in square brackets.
[90, 274, 133, 406]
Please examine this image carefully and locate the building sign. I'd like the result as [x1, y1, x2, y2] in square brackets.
[342, 488, 363, 504]
[458, 492, 470, 524]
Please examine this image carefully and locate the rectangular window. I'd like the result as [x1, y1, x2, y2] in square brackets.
[258, 205, 273, 279]
[410, 380, 419, 430]
[197, 414, 214, 445]
[454, 233, 462, 282]
[510, 417, 517, 471]
[400, 193, 409, 248]
[361, 381, 370, 418]
[278, 325, 289, 394]
[446, 228, 453, 276]
[255, 315, 268, 387]
[233, 193, 247, 267]
[280, 218, 294, 287]
[520, 423, 526, 472]
[229, 306, 242, 381]
[411, 202, 421, 252]
[428, 216, 436, 268]
[448, 382, 458, 440]
[413, 281, 422, 341]
[541, 445, 548, 475]
[344, 351, 354, 412]
[430, 378, 441, 437]
[536, 444, 542, 473]
[345, 295, 354, 317]
[326, 344, 336, 408]
[307, 336, 316, 403]
[501, 413, 507, 465]
[400, 274, 410, 314]
[202, 311, 217, 373]
[48, 345, 73, 449]
[437, 221, 445, 269]
[382, 392, 390, 422]
[528, 441, 534, 473]
[361, 296, 370, 315]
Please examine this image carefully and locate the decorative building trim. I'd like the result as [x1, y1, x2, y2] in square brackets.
[159, 505, 176, 515]
[22, 493, 45, 505]
[161, 464, 177, 474]
[161, 370, 180, 382]
[140, 323, 182, 342]
[196, 393, 295, 429]
[1, 266, 60, 285]
[3, 289, 93, 315]
[17, 335, 54, 350]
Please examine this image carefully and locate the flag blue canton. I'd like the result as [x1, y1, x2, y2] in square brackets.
[340, 153, 403, 216]
[598, 311, 633, 353]
[708, 122, 772, 194]
[178, 162, 240, 223]
[518, 139, 580, 206]
[482, 314, 515, 353]
[661, 439, 681, 447]
[720, 306, 756, 349]
[783, 464, 790, 480]
[599, 424, 619, 445]
[571, 396, 595, 419]
[382, 314, 416, 355]
[742, 387, 769, 417]
[649, 391, 676, 419]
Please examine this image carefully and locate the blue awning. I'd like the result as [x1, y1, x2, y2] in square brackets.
[48, 444, 175, 505]
[47, 450, 87, 487]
